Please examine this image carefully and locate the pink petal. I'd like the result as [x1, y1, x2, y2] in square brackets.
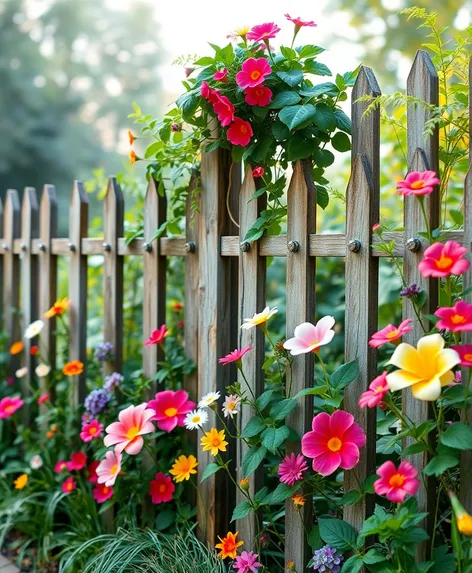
[339, 442, 360, 470]
[124, 436, 144, 455]
[311, 412, 331, 435]
[312, 451, 341, 476]
[329, 410, 354, 436]
[402, 478, 420, 495]
[293, 322, 318, 345]
[105, 421, 126, 435]
[156, 416, 178, 432]
[315, 315, 335, 338]
[343, 423, 366, 447]
[387, 488, 407, 503]
[104, 434, 125, 447]
[376, 460, 396, 479]
[301, 432, 328, 458]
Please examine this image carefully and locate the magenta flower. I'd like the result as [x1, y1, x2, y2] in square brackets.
[374, 460, 420, 503]
[212, 94, 235, 127]
[80, 419, 104, 443]
[435, 301, 472, 332]
[358, 371, 389, 408]
[227, 117, 254, 147]
[278, 453, 308, 486]
[396, 170, 440, 196]
[244, 85, 273, 107]
[284, 14, 317, 28]
[147, 390, 195, 432]
[301, 411, 366, 476]
[418, 241, 470, 278]
[0, 396, 24, 419]
[149, 472, 175, 504]
[369, 318, 412, 348]
[219, 346, 252, 366]
[451, 345, 472, 367]
[284, 316, 335, 355]
[67, 451, 87, 471]
[144, 324, 168, 346]
[246, 22, 281, 43]
[233, 551, 262, 572]
[96, 450, 122, 487]
[252, 167, 264, 178]
[104, 403, 155, 454]
[93, 483, 114, 503]
[214, 68, 229, 82]
[236, 58, 271, 89]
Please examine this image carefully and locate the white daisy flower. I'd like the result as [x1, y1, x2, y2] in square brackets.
[184, 409, 209, 430]
[198, 391, 221, 409]
[35, 363, 51, 377]
[24, 320, 44, 339]
[30, 455, 43, 469]
[241, 306, 278, 330]
[15, 367, 28, 378]
[222, 395, 241, 418]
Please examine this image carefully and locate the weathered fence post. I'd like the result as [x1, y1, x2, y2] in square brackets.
[403, 50, 439, 554]
[285, 160, 316, 570]
[237, 166, 266, 546]
[344, 66, 381, 533]
[69, 182, 88, 405]
[103, 178, 124, 375]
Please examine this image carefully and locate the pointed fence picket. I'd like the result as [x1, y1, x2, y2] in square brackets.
[1, 50, 471, 569]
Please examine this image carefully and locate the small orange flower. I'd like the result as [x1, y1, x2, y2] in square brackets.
[171, 301, 183, 311]
[129, 150, 137, 165]
[44, 297, 70, 319]
[46, 431, 54, 439]
[10, 341, 24, 355]
[239, 478, 249, 491]
[14, 474, 28, 490]
[215, 531, 243, 559]
[128, 130, 136, 145]
[50, 424, 58, 433]
[63, 360, 84, 376]
[291, 493, 305, 507]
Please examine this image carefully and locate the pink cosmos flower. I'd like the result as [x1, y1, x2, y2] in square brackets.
[418, 241, 470, 278]
[38, 393, 50, 405]
[87, 461, 100, 484]
[62, 477, 76, 494]
[227, 117, 254, 147]
[452, 345, 472, 367]
[54, 460, 68, 474]
[374, 460, 420, 503]
[278, 453, 308, 486]
[233, 551, 262, 572]
[435, 301, 472, 332]
[358, 371, 389, 408]
[246, 22, 281, 43]
[369, 318, 413, 348]
[219, 346, 252, 366]
[96, 450, 122, 487]
[104, 403, 155, 454]
[252, 167, 264, 178]
[0, 396, 24, 418]
[244, 86, 272, 107]
[284, 316, 335, 355]
[93, 483, 114, 503]
[144, 325, 169, 346]
[214, 68, 228, 82]
[147, 390, 195, 432]
[301, 410, 366, 476]
[236, 58, 271, 88]
[396, 170, 440, 196]
[285, 14, 317, 28]
[212, 94, 235, 127]
[80, 419, 104, 443]
[149, 472, 175, 504]
[67, 451, 87, 471]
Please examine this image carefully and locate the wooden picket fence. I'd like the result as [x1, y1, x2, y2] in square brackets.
[1, 50, 471, 570]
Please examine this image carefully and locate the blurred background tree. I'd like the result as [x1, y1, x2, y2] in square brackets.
[0, 0, 161, 226]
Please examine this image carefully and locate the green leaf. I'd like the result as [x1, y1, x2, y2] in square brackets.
[342, 554, 364, 573]
[156, 509, 176, 531]
[331, 132, 351, 152]
[313, 103, 336, 131]
[430, 545, 456, 573]
[270, 398, 298, 420]
[270, 91, 302, 109]
[300, 82, 338, 98]
[279, 104, 317, 130]
[231, 501, 253, 521]
[330, 359, 359, 389]
[294, 385, 328, 399]
[403, 442, 426, 456]
[363, 549, 386, 565]
[316, 186, 329, 210]
[201, 462, 221, 482]
[307, 526, 323, 550]
[296, 44, 326, 58]
[271, 121, 290, 141]
[232, 145, 245, 163]
[304, 60, 332, 76]
[241, 416, 266, 438]
[440, 422, 472, 450]
[340, 489, 362, 506]
[318, 517, 357, 551]
[261, 425, 290, 453]
[280, 46, 298, 61]
[286, 136, 316, 161]
[177, 92, 200, 122]
[242, 446, 267, 478]
[262, 482, 300, 504]
[256, 390, 275, 411]
[145, 141, 164, 158]
[450, 209, 464, 226]
[276, 69, 304, 87]
[314, 148, 335, 167]
[423, 454, 458, 476]
[194, 57, 214, 66]
[334, 109, 352, 134]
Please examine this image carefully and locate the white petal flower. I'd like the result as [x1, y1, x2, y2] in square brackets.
[30, 455, 43, 469]
[184, 409, 209, 430]
[241, 306, 278, 330]
[222, 395, 241, 418]
[24, 320, 44, 339]
[15, 367, 28, 378]
[198, 391, 221, 409]
[35, 363, 51, 377]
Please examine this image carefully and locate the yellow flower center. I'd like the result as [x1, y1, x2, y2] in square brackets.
[228, 402, 236, 410]
[67, 482, 73, 491]
[240, 125, 248, 134]
[327, 437, 342, 452]
[386, 329, 399, 339]
[111, 464, 118, 475]
[5, 405, 14, 414]
[389, 473, 405, 487]
[89, 427, 97, 434]
[159, 484, 166, 493]
[374, 385, 385, 394]
[165, 407, 178, 417]
[436, 255, 453, 270]
[192, 415, 201, 423]
[451, 314, 467, 325]
[410, 180, 425, 189]
[250, 70, 261, 80]
[103, 487, 109, 494]
[464, 353, 472, 362]
[126, 426, 140, 440]
[212, 437, 222, 447]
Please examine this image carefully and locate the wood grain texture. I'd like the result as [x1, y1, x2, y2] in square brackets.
[3, 190, 21, 377]
[103, 178, 124, 375]
[236, 167, 266, 546]
[403, 50, 439, 558]
[142, 178, 166, 384]
[69, 181, 89, 405]
[20, 188, 39, 422]
[285, 161, 316, 570]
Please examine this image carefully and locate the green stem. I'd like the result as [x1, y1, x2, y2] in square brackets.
[418, 196, 433, 245]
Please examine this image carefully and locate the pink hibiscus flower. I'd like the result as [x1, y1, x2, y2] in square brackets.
[451, 345, 472, 367]
[358, 371, 389, 408]
[104, 403, 155, 454]
[374, 460, 420, 503]
[213, 68, 228, 82]
[369, 318, 413, 348]
[301, 410, 366, 476]
[219, 346, 252, 366]
[149, 472, 175, 504]
[236, 58, 271, 88]
[212, 94, 235, 127]
[435, 301, 472, 332]
[284, 316, 335, 355]
[396, 170, 440, 196]
[246, 22, 281, 43]
[96, 450, 122, 487]
[93, 483, 114, 503]
[147, 390, 195, 432]
[80, 419, 104, 443]
[0, 396, 24, 419]
[227, 117, 253, 147]
[67, 452, 87, 471]
[144, 324, 169, 346]
[278, 453, 308, 486]
[244, 86, 273, 107]
[418, 241, 470, 278]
